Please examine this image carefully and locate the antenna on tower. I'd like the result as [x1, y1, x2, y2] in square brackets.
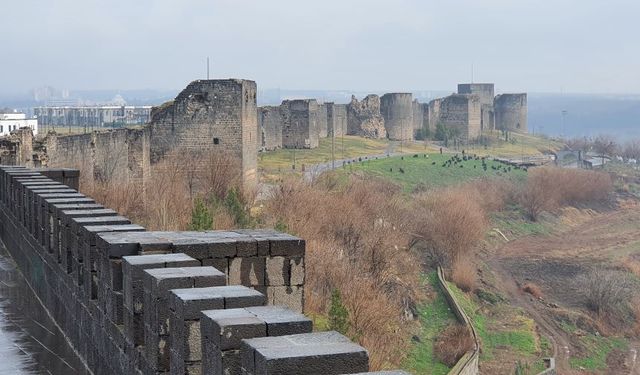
[207, 57, 210, 80]
[471, 62, 474, 83]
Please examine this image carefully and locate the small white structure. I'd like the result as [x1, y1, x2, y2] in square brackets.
[0, 113, 38, 136]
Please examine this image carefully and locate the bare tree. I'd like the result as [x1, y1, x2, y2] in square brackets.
[565, 136, 592, 152]
[581, 269, 634, 319]
[592, 134, 617, 165]
[622, 139, 640, 160]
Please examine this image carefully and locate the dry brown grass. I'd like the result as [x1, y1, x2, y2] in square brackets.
[434, 324, 475, 367]
[451, 257, 477, 292]
[518, 167, 613, 221]
[266, 175, 422, 368]
[632, 298, 640, 337]
[412, 185, 488, 268]
[622, 257, 640, 278]
[522, 282, 543, 299]
[79, 149, 243, 230]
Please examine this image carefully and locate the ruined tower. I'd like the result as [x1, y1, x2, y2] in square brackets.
[380, 93, 414, 141]
[326, 102, 347, 137]
[281, 99, 319, 149]
[149, 79, 258, 190]
[458, 83, 495, 131]
[494, 93, 528, 133]
[439, 94, 482, 140]
[347, 95, 386, 139]
[257, 106, 283, 151]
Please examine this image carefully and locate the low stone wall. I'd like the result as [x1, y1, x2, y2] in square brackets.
[436, 267, 480, 375]
[537, 358, 557, 374]
[0, 165, 407, 375]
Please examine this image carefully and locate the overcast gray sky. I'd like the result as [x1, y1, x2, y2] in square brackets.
[2, 0, 639, 95]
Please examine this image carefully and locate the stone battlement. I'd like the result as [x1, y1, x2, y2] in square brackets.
[0, 165, 408, 374]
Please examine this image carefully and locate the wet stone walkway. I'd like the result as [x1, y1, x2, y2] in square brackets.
[0, 244, 86, 374]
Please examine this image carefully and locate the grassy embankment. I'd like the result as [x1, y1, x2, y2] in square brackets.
[259, 135, 435, 182]
[404, 272, 458, 375]
[348, 153, 527, 192]
[448, 280, 549, 374]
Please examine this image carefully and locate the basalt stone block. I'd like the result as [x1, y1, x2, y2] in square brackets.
[143, 267, 226, 372]
[268, 234, 305, 257]
[171, 286, 265, 320]
[81, 226, 145, 302]
[201, 305, 310, 375]
[202, 258, 228, 278]
[229, 257, 265, 287]
[245, 306, 312, 336]
[289, 257, 304, 286]
[122, 253, 200, 346]
[165, 232, 239, 260]
[240, 331, 369, 375]
[46, 203, 104, 252]
[266, 286, 304, 313]
[169, 286, 265, 374]
[265, 257, 286, 286]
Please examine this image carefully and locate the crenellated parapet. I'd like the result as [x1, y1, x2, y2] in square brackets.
[0, 165, 408, 374]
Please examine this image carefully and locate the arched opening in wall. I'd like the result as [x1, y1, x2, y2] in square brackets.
[213, 137, 220, 145]
[516, 123, 521, 129]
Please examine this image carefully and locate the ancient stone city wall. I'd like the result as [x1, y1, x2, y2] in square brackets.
[327, 102, 348, 137]
[439, 94, 482, 140]
[148, 79, 258, 190]
[257, 106, 283, 151]
[380, 93, 414, 141]
[0, 166, 411, 375]
[495, 93, 528, 133]
[281, 99, 320, 149]
[43, 128, 150, 186]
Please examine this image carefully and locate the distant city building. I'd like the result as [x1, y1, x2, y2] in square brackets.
[34, 106, 152, 127]
[0, 113, 38, 136]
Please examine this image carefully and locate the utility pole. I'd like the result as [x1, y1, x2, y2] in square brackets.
[207, 57, 210, 79]
[292, 121, 298, 170]
[561, 110, 568, 138]
[331, 126, 335, 170]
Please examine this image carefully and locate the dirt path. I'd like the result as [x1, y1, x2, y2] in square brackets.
[487, 199, 640, 374]
[487, 257, 574, 374]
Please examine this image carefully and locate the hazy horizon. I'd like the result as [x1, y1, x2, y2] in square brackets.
[2, 0, 640, 95]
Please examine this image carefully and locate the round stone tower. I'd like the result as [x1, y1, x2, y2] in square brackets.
[494, 93, 527, 133]
[381, 93, 414, 141]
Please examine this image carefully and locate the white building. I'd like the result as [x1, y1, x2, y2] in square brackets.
[0, 113, 38, 136]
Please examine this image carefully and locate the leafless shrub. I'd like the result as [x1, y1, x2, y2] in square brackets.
[412, 186, 488, 268]
[518, 167, 613, 220]
[78, 147, 244, 231]
[451, 257, 477, 292]
[265, 175, 422, 368]
[581, 269, 634, 321]
[434, 324, 475, 367]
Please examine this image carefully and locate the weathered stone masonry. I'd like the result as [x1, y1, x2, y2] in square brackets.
[0, 166, 409, 375]
[149, 79, 258, 190]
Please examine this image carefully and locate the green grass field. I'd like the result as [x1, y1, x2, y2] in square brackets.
[447, 282, 546, 374]
[257, 132, 562, 183]
[465, 131, 565, 158]
[558, 320, 629, 371]
[404, 273, 457, 374]
[347, 153, 527, 191]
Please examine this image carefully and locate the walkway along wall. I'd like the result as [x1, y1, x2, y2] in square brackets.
[0, 165, 411, 375]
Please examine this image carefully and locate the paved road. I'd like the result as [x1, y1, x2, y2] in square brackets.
[0, 245, 87, 374]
